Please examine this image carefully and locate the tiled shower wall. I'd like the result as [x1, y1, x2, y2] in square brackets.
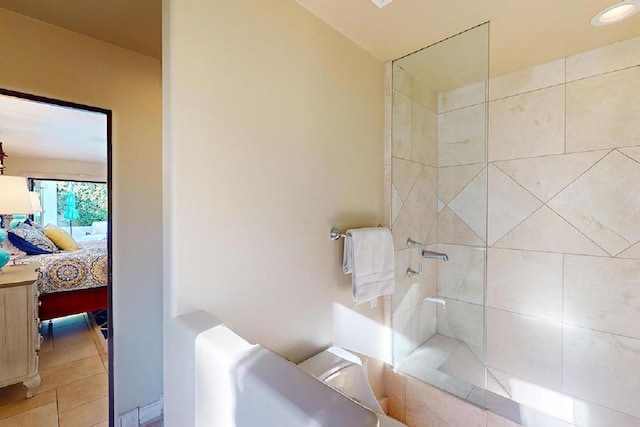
[389, 35, 640, 427]
[482, 35, 640, 424]
[390, 64, 439, 364]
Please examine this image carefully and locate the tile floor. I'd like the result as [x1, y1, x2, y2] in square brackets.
[0, 314, 109, 427]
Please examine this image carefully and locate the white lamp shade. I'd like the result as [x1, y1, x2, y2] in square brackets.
[29, 192, 42, 213]
[0, 176, 35, 215]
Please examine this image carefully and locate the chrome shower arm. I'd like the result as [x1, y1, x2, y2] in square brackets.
[421, 250, 449, 261]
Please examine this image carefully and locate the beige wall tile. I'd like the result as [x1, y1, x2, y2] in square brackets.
[437, 298, 484, 360]
[494, 206, 607, 256]
[439, 103, 486, 166]
[548, 151, 640, 255]
[488, 85, 564, 162]
[404, 168, 438, 243]
[393, 64, 412, 97]
[437, 244, 485, 305]
[394, 249, 411, 278]
[412, 76, 439, 112]
[0, 402, 57, 427]
[384, 365, 406, 423]
[487, 308, 562, 391]
[411, 248, 437, 302]
[486, 411, 522, 427]
[56, 373, 108, 413]
[411, 102, 437, 166]
[449, 167, 488, 241]
[494, 150, 609, 203]
[564, 255, 640, 339]
[488, 165, 541, 245]
[391, 185, 402, 224]
[439, 80, 486, 113]
[566, 67, 640, 153]
[563, 326, 640, 418]
[487, 248, 562, 322]
[391, 207, 420, 251]
[393, 310, 414, 364]
[392, 157, 423, 202]
[488, 366, 567, 420]
[570, 397, 640, 427]
[438, 163, 486, 204]
[490, 58, 565, 101]
[566, 35, 640, 82]
[393, 90, 412, 159]
[438, 207, 485, 246]
[59, 396, 108, 427]
[412, 301, 437, 348]
[618, 242, 640, 260]
[392, 276, 415, 316]
[405, 376, 485, 427]
[620, 145, 640, 163]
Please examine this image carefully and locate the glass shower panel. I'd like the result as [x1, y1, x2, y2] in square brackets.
[390, 23, 489, 407]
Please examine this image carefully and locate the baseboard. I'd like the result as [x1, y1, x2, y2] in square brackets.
[119, 395, 163, 426]
[139, 396, 163, 424]
[119, 408, 138, 427]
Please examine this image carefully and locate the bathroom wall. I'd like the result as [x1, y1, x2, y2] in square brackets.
[483, 34, 640, 425]
[164, 3, 386, 421]
[389, 63, 439, 364]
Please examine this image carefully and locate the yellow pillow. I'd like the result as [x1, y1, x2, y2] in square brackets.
[44, 225, 78, 251]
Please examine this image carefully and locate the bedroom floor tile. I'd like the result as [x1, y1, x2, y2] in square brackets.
[39, 355, 105, 393]
[39, 342, 99, 370]
[59, 396, 108, 427]
[0, 401, 58, 427]
[57, 373, 108, 413]
[0, 389, 56, 420]
[0, 315, 110, 426]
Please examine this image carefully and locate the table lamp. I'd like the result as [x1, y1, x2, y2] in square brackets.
[0, 176, 35, 270]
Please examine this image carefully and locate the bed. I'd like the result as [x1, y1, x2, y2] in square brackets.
[18, 239, 108, 320]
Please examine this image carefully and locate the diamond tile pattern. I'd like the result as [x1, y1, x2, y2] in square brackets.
[548, 151, 640, 255]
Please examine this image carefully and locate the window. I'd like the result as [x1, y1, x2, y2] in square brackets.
[30, 179, 107, 237]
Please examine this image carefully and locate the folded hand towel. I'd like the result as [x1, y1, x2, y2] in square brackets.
[343, 227, 395, 304]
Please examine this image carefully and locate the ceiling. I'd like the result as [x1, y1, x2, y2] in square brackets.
[1, 1, 638, 77]
[296, 0, 640, 78]
[0, 94, 107, 164]
[0, 0, 161, 59]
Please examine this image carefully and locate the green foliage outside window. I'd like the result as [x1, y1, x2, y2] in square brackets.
[56, 182, 107, 226]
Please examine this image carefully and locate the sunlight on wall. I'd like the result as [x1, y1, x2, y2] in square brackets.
[333, 303, 392, 364]
[510, 378, 576, 425]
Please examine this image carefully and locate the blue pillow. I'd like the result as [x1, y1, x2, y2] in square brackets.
[8, 224, 57, 255]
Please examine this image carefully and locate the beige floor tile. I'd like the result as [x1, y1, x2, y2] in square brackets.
[0, 401, 58, 427]
[59, 396, 108, 427]
[57, 373, 108, 413]
[39, 355, 105, 393]
[0, 389, 56, 420]
[40, 342, 99, 370]
[0, 383, 29, 407]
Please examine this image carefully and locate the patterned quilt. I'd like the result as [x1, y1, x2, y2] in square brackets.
[19, 239, 108, 294]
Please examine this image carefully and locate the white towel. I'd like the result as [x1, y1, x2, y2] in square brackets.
[342, 227, 395, 304]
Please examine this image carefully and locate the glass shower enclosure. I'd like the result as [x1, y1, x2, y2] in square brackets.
[389, 21, 491, 410]
[390, 21, 640, 427]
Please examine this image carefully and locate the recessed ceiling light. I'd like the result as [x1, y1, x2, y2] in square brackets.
[591, 0, 639, 26]
[371, 0, 393, 8]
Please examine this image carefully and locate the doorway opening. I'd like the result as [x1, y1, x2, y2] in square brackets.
[0, 88, 113, 424]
